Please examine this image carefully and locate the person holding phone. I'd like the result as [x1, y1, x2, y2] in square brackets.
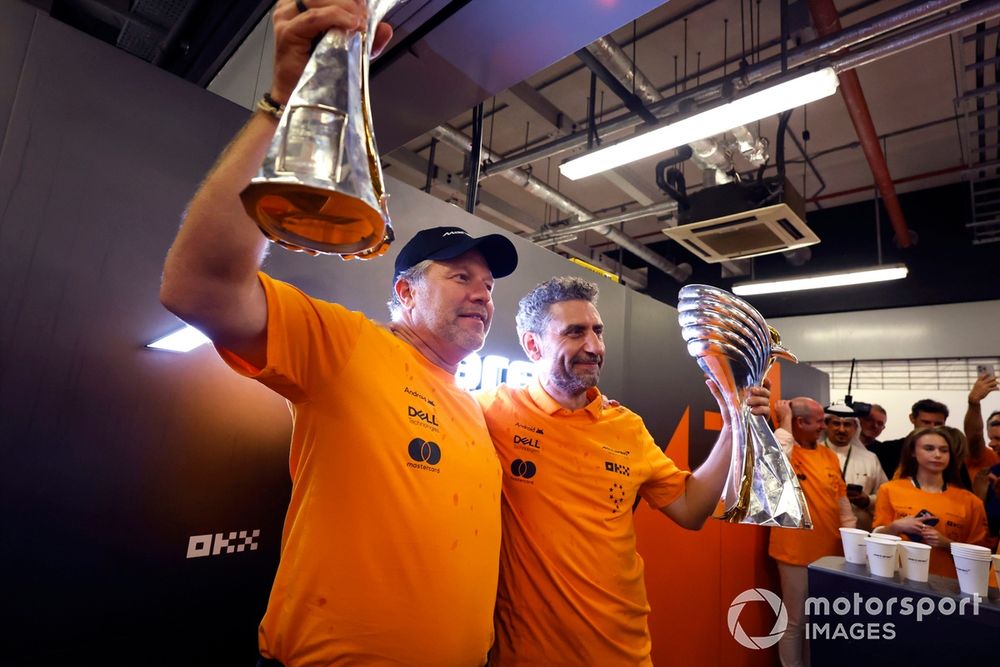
[873, 426, 990, 577]
[821, 402, 887, 531]
[964, 369, 1000, 484]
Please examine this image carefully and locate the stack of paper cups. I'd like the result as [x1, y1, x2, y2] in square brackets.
[951, 542, 992, 596]
[898, 542, 932, 582]
[865, 536, 899, 578]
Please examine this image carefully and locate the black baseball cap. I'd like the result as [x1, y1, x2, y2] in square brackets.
[393, 226, 518, 280]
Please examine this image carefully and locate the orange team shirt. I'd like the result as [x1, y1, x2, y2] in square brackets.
[769, 444, 847, 566]
[967, 447, 1000, 484]
[873, 478, 990, 578]
[216, 274, 501, 666]
[477, 380, 690, 666]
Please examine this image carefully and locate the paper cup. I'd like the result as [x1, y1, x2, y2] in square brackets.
[954, 553, 991, 597]
[840, 528, 869, 565]
[871, 532, 902, 542]
[898, 542, 932, 582]
[865, 537, 898, 578]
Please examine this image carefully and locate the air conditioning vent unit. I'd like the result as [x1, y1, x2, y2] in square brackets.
[662, 177, 819, 263]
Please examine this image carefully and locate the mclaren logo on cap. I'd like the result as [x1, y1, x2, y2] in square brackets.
[442, 230, 469, 237]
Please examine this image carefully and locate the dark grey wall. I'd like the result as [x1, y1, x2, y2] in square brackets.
[779, 358, 831, 407]
[0, 4, 293, 663]
[0, 4, 828, 664]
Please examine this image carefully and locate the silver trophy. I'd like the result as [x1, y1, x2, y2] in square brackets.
[241, 0, 406, 259]
[678, 285, 811, 528]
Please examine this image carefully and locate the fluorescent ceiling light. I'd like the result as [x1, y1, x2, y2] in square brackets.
[560, 67, 840, 180]
[147, 325, 211, 352]
[732, 264, 908, 296]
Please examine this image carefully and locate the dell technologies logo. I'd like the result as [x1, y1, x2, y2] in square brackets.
[186, 529, 260, 559]
[513, 434, 541, 449]
[408, 405, 439, 426]
[407, 437, 442, 473]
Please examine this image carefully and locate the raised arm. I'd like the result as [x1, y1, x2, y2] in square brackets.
[964, 373, 998, 457]
[159, 1, 391, 365]
[660, 381, 771, 529]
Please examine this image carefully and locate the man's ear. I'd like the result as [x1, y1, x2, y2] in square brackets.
[395, 278, 416, 311]
[908, 414, 918, 427]
[521, 331, 543, 362]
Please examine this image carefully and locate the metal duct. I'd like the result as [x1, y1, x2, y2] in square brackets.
[430, 125, 693, 282]
[479, 0, 969, 178]
[585, 36, 736, 184]
[530, 200, 679, 242]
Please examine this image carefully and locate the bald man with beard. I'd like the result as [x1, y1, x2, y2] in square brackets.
[771, 398, 856, 667]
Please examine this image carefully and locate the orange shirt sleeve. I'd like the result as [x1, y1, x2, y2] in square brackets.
[966, 494, 990, 547]
[215, 272, 365, 403]
[636, 422, 690, 509]
[873, 482, 895, 530]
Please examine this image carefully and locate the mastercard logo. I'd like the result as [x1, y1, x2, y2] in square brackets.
[510, 459, 537, 479]
[407, 438, 442, 465]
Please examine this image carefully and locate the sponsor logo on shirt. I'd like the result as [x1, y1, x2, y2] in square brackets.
[601, 445, 630, 457]
[609, 482, 626, 513]
[513, 434, 541, 450]
[510, 458, 537, 483]
[403, 386, 435, 407]
[408, 405, 440, 431]
[406, 437, 442, 473]
[605, 461, 630, 477]
[515, 422, 544, 435]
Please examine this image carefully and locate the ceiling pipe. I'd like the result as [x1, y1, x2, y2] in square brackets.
[805, 0, 912, 248]
[430, 126, 693, 282]
[529, 200, 679, 242]
[585, 37, 735, 184]
[479, 0, 968, 179]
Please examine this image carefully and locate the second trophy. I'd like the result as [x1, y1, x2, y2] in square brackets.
[677, 284, 811, 528]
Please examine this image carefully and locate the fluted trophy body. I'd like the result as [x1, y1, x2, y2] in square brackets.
[678, 285, 811, 528]
[241, 0, 405, 258]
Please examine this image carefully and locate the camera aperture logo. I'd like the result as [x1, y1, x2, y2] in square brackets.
[728, 588, 787, 650]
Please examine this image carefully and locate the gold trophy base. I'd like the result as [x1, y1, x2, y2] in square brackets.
[241, 182, 391, 259]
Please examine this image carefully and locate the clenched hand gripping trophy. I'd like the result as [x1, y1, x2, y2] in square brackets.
[241, 0, 407, 258]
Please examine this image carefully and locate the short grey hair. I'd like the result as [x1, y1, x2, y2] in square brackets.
[515, 276, 598, 336]
[387, 259, 434, 321]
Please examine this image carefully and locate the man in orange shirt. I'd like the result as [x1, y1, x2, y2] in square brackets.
[477, 276, 770, 666]
[159, 3, 518, 664]
[772, 398, 856, 667]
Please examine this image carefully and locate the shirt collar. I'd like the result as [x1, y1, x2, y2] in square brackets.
[528, 377, 603, 418]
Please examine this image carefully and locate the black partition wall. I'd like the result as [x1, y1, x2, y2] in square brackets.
[0, 4, 828, 664]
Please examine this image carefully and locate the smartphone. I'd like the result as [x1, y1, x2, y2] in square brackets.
[977, 363, 995, 378]
[846, 483, 863, 494]
[915, 508, 940, 527]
